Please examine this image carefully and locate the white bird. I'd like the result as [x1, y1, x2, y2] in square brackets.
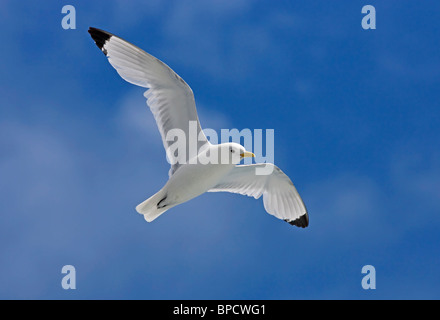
[89, 27, 309, 228]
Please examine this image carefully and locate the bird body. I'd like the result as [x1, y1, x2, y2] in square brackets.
[88, 27, 309, 228]
[138, 143, 243, 221]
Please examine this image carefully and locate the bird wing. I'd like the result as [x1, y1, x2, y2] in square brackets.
[88, 27, 209, 177]
[208, 163, 309, 228]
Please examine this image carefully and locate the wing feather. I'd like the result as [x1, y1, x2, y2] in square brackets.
[89, 27, 209, 176]
[209, 163, 309, 228]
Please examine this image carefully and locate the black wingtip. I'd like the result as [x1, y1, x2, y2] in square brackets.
[285, 212, 309, 228]
[88, 27, 112, 55]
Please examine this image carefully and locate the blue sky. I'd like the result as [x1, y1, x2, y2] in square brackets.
[1, 0, 439, 299]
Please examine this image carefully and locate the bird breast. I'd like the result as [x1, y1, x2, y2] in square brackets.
[164, 162, 235, 204]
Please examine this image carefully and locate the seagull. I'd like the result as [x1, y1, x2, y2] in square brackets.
[88, 27, 309, 228]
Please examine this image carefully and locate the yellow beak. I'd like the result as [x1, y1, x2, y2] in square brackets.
[240, 151, 255, 158]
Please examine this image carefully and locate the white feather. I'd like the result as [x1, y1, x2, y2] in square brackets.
[101, 32, 209, 177]
[208, 164, 308, 222]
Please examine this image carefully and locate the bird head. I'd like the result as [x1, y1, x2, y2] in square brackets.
[220, 143, 255, 165]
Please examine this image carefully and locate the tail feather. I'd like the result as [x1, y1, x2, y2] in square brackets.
[136, 190, 169, 222]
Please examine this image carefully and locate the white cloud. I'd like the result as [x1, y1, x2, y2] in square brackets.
[0, 121, 79, 211]
[115, 89, 163, 144]
[390, 150, 440, 211]
[301, 146, 440, 248]
[304, 173, 392, 242]
[133, 0, 308, 84]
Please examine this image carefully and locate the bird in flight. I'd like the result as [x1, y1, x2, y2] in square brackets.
[88, 27, 309, 228]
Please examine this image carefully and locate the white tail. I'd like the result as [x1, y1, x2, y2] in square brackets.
[136, 190, 170, 222]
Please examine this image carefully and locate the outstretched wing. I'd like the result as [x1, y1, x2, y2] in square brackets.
[88, 27, 209, 176]
[208, 163, 309, 228]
